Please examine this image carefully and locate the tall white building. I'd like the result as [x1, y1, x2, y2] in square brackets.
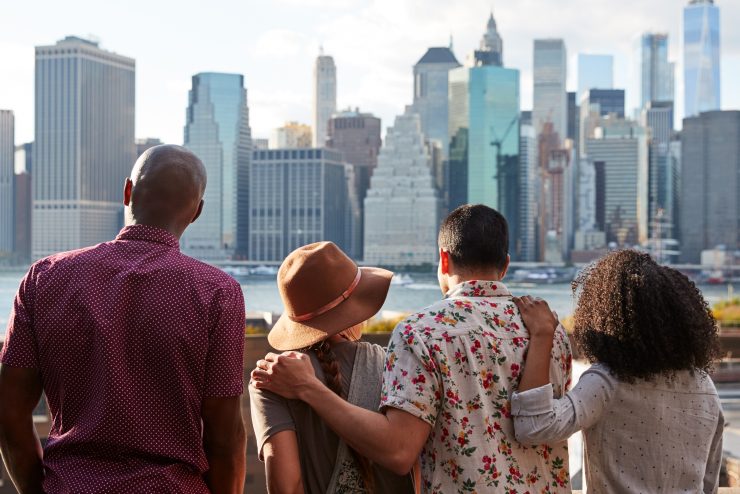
[683, 0, 720, 118]
[364, 108, 440, 266]
[0, 110, 13, 254]
[312, 51, 337, 147]
[33, 37, 135, 259]
[636, 33, 674, 109]
[533, 39, 567, 144]
[183, 72, 251, 260]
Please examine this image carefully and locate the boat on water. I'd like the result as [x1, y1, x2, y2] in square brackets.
[250, 265, 279, 276]
[222, 266, 250, 278]
[391, 273, 414, 286]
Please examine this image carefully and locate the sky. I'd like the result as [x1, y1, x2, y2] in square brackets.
[1, 0, 739, 147]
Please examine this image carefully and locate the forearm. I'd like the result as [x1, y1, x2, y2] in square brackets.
[511, 386, 580, 445]
[518, 335, 553, 392]
[0, 414, 44, 494]
[204, 433, 246, 494]
[298, 380, 410, 472]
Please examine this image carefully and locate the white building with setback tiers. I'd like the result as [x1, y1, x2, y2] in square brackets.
[363, 108, 441, 266]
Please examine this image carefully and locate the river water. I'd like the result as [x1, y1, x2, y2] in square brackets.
[0, 270, 735, 334]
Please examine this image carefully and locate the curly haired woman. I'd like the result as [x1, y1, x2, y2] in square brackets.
[510, 250, 723, 493]
[249, 242, 415, 494]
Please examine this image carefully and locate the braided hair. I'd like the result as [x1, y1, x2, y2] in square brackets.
[311, 339, 376, 493]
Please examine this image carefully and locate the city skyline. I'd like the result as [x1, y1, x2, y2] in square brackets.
[2, 0, 740, 146]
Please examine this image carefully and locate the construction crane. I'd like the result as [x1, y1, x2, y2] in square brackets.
[490, 114, 519, 217]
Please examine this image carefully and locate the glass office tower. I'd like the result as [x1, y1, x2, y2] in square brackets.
[183, 72, 251, 260]
[683, 0, 720, 117]
[636, 33, 674, 108]
[448, 65, 520, 255]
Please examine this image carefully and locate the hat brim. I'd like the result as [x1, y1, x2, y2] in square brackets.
[268, 267, 393, 351]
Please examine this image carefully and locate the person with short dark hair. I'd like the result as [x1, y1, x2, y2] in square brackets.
[0, 145, 247, 494]
[252, 204, 573, 493]
[511, 249, 723, 493]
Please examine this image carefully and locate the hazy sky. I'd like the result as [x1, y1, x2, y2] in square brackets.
[1, 0, 739, 146]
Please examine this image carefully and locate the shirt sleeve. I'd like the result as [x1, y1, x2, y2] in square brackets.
[511, 365, 616, 446]
[203, 281, 245, 397]
[248, 384, 296, 462]
[704, 407, 724, 494]
[0, 266, 39, 369]
[379, 321, 441, 427]
[549, 324, 573, 398]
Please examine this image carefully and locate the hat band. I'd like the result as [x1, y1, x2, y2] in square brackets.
[289, 268, 362, 323]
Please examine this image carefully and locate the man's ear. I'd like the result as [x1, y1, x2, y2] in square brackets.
[500, 254, 511, 279]
[440, 249, 450, 275]
[123, 178, 133, 207]
[191, 200, 204, 223]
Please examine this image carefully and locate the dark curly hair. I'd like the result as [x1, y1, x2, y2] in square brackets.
[572, 250, 720, 383]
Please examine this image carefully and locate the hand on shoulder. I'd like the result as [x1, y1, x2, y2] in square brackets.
[512, 296, 559, 341]
[251, 351, 319, 400]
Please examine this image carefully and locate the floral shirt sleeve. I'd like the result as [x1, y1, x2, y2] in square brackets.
[380, 320, 442, 426]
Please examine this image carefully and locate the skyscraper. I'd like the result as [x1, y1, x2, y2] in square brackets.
[412, 46, 460, 155]
[642, 101, 676, 243]
[33, 37, 135, 260]
[448, 64, 520, 255]
[683, 0, 720, 118]
[577, 54, 614, 97]
[313, 50, 337, 147]
[0, 110, 13, 255]
[637, 33, 674, 109]
[586, 120, 650, 247]
[473, 13, 503, 66]
[533, 39, 567, 145]
[183, 72, 251, 260]
[135, 138, 163, 157]
[364, 108, 441, 266]
[519, 118, 537, 262]
[586, 89, 626, 118]
[326, 109, 382, 260]
[680, 111, 739, 262]
[449, 13, 520, 257]
[249, 148, 348, 261]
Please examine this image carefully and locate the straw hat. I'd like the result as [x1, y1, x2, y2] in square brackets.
[268, 242, 394, 351]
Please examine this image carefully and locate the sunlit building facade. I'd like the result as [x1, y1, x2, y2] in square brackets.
[364, 109, 440, 266]
[33, 36, 135, 260]
[0, 110, 13, 255]
[313, 52, 337, 147]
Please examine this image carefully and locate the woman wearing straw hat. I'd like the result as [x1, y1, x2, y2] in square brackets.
[249, 242, 416, 494]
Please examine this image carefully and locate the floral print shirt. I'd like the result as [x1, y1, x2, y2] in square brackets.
[380, 280, 572, 494]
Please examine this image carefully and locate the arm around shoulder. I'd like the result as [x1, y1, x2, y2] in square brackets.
[512, 365, 616, 446]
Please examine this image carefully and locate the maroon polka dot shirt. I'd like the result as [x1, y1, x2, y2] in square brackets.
[0, 224, 245, 493]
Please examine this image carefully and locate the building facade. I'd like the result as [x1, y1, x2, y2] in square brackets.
[183, 72, 251, 260]
[135, 138, 163, 157]
[0, 110, 13, 256]
[680, 111, 740, 262]
[326, 109, 382, 260]
[269, 122, 312, 149]
[586, 120, 649, 247]
[313, 52, 337, 147]
[533, 39, 567, 145]
[587, 89, 626, 118]
[683, 0, 720, 118]
[412, 47, 460, 156]
[642, 101, 677, 244]
[364, 109, 440, 266]
[249, 148, 348, 262]
[473, 13, 504, 66]
[448, 64, 520, 256]
[518, 120, 537, 262]
[637, 33, 674, 109]
[33, 37, 135, 260]
[577, 53, 614, 98]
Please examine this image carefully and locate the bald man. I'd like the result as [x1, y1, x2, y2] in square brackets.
[0, 145, 246, 494]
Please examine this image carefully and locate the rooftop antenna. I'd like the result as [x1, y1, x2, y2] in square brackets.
[449, 33, 454, 51]
[319, 44, 324, 56]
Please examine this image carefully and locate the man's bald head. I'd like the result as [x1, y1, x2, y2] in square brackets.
[124, 144, 207, 236]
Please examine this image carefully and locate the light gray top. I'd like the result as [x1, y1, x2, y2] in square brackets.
[511, 363, 723, 494]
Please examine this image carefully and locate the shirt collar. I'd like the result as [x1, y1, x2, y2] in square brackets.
[115, 224, 180, 249]
[445, 280, 511, 299]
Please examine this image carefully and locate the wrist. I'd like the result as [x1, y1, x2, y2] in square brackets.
[295, 375, 325, 403]
[528, 332, 555, 347]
